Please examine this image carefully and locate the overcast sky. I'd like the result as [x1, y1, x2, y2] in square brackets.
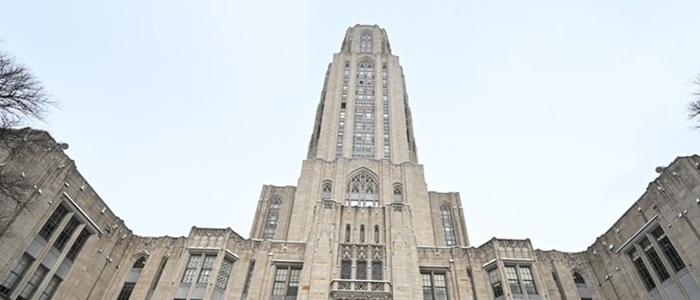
[2, 0, 699, 251]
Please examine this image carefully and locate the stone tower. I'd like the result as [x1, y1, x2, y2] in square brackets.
[1, 24, 699, 300]
[248, 24, 470, 299]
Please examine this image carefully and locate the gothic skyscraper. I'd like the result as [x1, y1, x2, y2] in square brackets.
[1, 24, 699, 300]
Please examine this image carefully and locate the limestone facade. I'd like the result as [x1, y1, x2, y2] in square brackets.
[1, 25, 700, 300]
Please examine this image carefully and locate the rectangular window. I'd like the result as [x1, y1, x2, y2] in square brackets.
[340, 260, 352, 279]
[181, 255, 200, 283]
[197, 255, 216, 284]
[52, 217, 80, 251]
[271, 266, 301, 299]
[38, 203, 69, 240]
[371, 261, 383, 280]
[628, 248, 656, 291]
[488, 268, 504, 297]
[38, 275, 61, 300]
[215, 258, 234, 290]
[518, 266, 537, 295]
[0, 253, 34, 294]
[639, 237, 670, 282]
[650, 226, 686, 272]
[356, 260, 367, 280]
[18, 265, 48, 300]
[421, 270, 448, 300]
[505, 266, 522, 294]
[65, 229, 90, 262]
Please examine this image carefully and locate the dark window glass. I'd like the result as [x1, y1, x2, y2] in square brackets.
[340, 260, 352, 279]
[650, 226, 686, 272]
[629, 248, 656, 291]
[38, 204, 68, 240]
[372, 261, 383, 280]
[52, 217, 80, 251]
[65, 229, 90, 262]
[356, 260, 367, 280]
[116, 282, 135, 300]
[374, 225, 380, 243]
[488, 268, 504, 297]
[345, 224, 351, 242]
[640, 238, 670, 281]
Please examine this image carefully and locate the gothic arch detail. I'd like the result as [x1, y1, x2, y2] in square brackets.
[346, 168, 379, 207]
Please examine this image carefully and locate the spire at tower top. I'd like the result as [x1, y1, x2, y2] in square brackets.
[340, 24, 392, 55]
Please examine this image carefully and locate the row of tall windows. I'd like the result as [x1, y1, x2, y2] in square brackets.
[351, 60, 375, 158]
[627, 225, 699, 298]
[340, 259, 383, 281]
[336, 62, 350, 158]
[344, 224, 381, 244]
[487, 264, 538, 299]
[0, 202, 92, 300]
[177, 252, 235, 299]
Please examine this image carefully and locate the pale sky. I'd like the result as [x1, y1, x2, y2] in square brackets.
[2, 0, 699, 251]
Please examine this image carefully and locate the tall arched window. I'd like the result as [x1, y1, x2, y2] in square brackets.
[360, 225, 366, 243]
[440, 203, 456, 246]
[356, 259, 368, 280]
[374, 225, 380, 243]
[322, 181, 332, 200]
[345, 224, 351, 243]
[393, 183, 403, 203]
[117, 256, 147, 300]
[347, 169, 379, 207]
[360, 30, 373, 53]
[573, 272, 593, 300]
[341, 259, 352, 279]
[263, 195, 282, 239]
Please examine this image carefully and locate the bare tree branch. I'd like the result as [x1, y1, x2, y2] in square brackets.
[689, 75, 700, 128]
[0, 50, 53, 238]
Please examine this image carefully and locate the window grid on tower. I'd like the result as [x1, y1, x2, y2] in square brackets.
[336, 63, 350, 158]
[352, 60, 375, 158]
[440, 204, 457, 246]
[263, 195, 282, 239]
[382, 63, 391, 159]
[360, 30, 373, 53]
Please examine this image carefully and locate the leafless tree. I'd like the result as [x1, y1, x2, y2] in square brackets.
[0, 50, 53, 238]
[689, 75, 700, 129]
